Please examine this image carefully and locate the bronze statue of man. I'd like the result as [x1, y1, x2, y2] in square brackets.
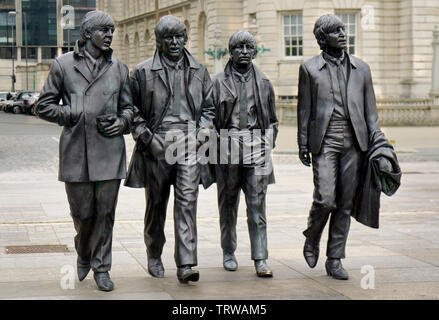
[125, 15, 215, 283]
[37, 10, 134, 291]
[212, 31, 278, 277]
[297, 14, 382, 280]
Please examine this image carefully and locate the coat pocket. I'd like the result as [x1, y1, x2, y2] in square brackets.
[70, 94, 83, 124]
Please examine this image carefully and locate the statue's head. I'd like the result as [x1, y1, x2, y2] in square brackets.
[80, 10, 115, 51]
[228, 30, 257, 70]
[313, 14, 347, 52]
[155, 15, 188, 61]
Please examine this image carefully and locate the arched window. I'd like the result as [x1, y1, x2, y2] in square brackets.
[124, 34, 130, 66]
[144, 29, 151, 58]
[198, 12, 207, 62]
[184, 20, 191, 50]
[134, 32, 140, 63]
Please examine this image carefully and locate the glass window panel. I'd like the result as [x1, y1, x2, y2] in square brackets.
[349, 36, 355, 45]
[291, 26, 296, 36]
[291, 15, 296, 24]
[299, 47, 303, 56]
[284, 15, 290, 25]
[292, 39, 297, 47]
[286, 47, 290, 56]
[292, 47, 297, 56]
[284, 26, 290, 35]
[285, 38, 291, 46]
[349, 24, 355, 34]
[298, 14, 302, 24]
[298, 25, 303, 35]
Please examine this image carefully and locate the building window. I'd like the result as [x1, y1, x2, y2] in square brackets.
[336, 13, 357, 55]
[282, 14, 303, 57]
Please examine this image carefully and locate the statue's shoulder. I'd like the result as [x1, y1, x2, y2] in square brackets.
[56, 51, 75, 66]
[133, 57, 154, 72]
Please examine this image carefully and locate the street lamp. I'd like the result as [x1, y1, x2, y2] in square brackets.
[7, 12, 15, 92]
[9, 10, 28, 91]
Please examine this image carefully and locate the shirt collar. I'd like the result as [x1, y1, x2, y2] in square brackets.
[322, 50, 346, 66]
[231, 65, 254, 83]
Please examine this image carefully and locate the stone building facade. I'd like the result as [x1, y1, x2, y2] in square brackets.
[99, 0, 439, 102]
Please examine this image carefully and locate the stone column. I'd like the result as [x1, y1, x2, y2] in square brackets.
[430, 25, 439, 121]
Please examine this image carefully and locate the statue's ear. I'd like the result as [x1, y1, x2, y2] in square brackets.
[84, 30, 92, 40]
[252, 49, 258, 59]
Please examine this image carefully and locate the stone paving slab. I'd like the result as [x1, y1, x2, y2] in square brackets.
[1, 117, 439, 299]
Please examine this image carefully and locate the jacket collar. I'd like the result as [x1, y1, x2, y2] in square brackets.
[318, 51, 357, 70]
[151, 48, 200, 71]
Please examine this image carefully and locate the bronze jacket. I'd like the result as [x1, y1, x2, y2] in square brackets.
[297, 52, 380, 154]
[212, 61, 279, 147]
[125, 49, 215, 189]
[37, 41, 134, 182]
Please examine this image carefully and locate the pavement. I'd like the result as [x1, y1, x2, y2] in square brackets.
[1, 112, 439, 300]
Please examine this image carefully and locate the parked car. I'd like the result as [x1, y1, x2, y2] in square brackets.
[8, 91, 38, 114]
[3, 94, 19, 113]
[21, 91, 41, 115]
[0, 92, 9, 111]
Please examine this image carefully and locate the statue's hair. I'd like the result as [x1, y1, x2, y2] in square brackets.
[155, 15, 188, 46]
[313, 14, 345, 50]
[80, 10, 115, 42]
[228, 30, 257, 52]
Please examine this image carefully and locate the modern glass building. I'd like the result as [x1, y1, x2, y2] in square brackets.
[0, 0, 95, 91]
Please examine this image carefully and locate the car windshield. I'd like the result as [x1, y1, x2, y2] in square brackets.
[0, 93, 8, 99]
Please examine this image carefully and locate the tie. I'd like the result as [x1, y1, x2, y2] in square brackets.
[335, 59, 349, 118]
[172, 64, 182, 116]
[238, 75, 248, 129]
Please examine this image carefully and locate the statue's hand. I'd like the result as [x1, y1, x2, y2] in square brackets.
[299, 147, 311, 167]
[98, 116, 125, 137]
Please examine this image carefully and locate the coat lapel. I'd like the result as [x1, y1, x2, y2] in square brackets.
[151, 50, 170, 95]
[222, 73, 237, 125]
[74, 59, 93, 84]
[185, 49, 201, 116]
[252, 65, 268, 129]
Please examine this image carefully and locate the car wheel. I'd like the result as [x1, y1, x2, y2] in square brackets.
[13, 106, 21, 114]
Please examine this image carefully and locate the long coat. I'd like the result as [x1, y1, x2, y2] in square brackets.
[125, 49, 215, 189]
[297, 52, 380, 154]
[212, 61, 279, 183]
[352, 130, 401, 228]
[37, 41, 134, 182]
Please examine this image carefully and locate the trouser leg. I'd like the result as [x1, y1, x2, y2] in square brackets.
[90, 180, 121, 272]
[327, 135, 361, 259]
[65, 180, 121, 272]
[144, 159, 172, 259]
[303, 149, 338, 246]
[215, 164, 241, 254]
[65, 182, 94, 266]
[173, 163, 200, 267]
[242, 167, 269, 260]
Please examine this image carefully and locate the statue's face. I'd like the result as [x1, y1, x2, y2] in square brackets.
[324, 24, 347, 51]
[88, 24, 114, 51]
[230, 40, 256, 70]
[158, 27, 187, 61]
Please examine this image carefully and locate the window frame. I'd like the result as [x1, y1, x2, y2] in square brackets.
[335, 11, 360, 57]
[281, 12, 304, 60]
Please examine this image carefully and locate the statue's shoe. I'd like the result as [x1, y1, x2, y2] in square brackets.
[177, 266, 199, 283]
[303, 238, 320, 268]
[254, 260, 273, 278]
[325, 258, 349, 280]
[223, 252, 238, 271]
[148, 256, 165, 278]
[93, 272, 114, 291]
